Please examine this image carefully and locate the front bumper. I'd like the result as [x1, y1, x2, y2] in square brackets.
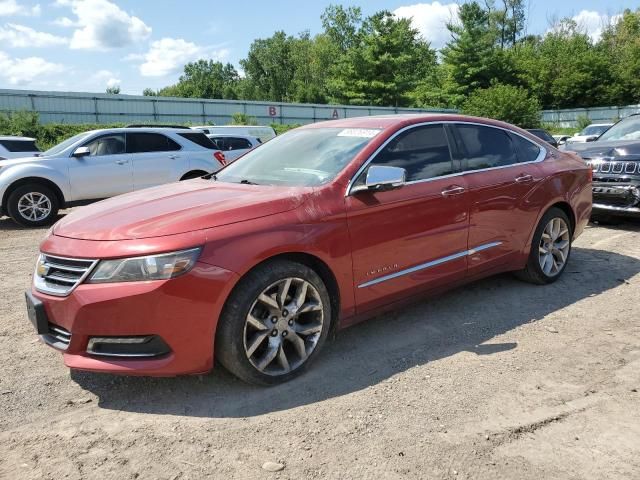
[592, 183, 640, 217]
[29, 261, 238, 376]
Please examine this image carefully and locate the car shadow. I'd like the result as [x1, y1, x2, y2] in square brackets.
[72, 246, 640, 418]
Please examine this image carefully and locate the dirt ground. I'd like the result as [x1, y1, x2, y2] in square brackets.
[0, 211, 639, 480]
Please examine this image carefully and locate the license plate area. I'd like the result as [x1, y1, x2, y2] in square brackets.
[25, 291, 49, 335]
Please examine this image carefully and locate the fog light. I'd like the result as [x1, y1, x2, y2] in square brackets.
[87, 335, 170, 358]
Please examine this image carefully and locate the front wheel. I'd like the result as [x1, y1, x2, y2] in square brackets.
[7, 183, 60, 227]
[215, 260, 332, 385]
[516, 207, 572, 285]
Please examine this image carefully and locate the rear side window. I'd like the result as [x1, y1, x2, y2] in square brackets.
[0, 139, 39, 152]
[365, 124, 454, 182]
[127, 133, 180, 153]
[455, 124, 518, 171]
[211, 137, 252, 151]
[511, 134, 542, 163]
[178, 132, 217, 150]
[85, 134, 126, 156]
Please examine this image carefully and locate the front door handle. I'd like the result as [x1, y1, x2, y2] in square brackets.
[115, 160, 129, 165]
[441, 185, 466, 196]
[515, 174, 533, 183]
[168, 155, 179, 160]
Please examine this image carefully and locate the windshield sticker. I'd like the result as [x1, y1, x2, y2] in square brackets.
[337, 129, 380, 138]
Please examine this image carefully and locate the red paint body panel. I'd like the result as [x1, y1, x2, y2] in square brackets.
[29, 114, 592, 376]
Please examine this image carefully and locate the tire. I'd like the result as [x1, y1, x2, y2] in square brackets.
[516, 207, 572, 285]
[180, 171, 208, 180]
[215, 260, 332, 385]
[7, 183, 60, 228]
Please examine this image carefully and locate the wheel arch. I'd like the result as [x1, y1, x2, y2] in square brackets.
[224, 251, 342, 336]
[180, 170, 209, 180]
[2, 177, 66, 210]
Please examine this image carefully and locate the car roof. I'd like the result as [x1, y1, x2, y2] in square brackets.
[0, 135, 36, 141]
[82, 127, 197, 135]
[207, 133, 258, 139]
[588, 123, 614, 127]
[300, 114, 523, 131]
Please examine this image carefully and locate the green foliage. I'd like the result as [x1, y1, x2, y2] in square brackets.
[137, 6, 640, 113]
[575, 115, 591, 131]
[105, 86, 121, 94]
[270, 123, 300, 135]
[461, 84, 541, 128]
[230, 112, 257, 125]
[329, 11, 437, 106]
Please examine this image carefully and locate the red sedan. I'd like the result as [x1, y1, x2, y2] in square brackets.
[26, 115, 592, 384]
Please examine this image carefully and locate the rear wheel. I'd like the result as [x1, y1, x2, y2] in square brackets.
[7, 183, 59, 227]
[215, 260, 331, 385]
[516, 207, 572, 285]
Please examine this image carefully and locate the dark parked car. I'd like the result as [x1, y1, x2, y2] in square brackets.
[565, 114, 640, 220]
[527, 129, 558, 148]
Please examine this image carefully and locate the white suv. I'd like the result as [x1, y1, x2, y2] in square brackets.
[0, 127, 225, 227]
[0, 136, 40, 159]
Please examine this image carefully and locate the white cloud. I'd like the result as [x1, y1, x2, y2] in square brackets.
[52, 16, 75, 27]
[55, 0, 151, 50]
[393, 2, 459, 50]
[0, 23, 68, 47]
[139, 37, 229, 77]
[0, 50, 64, 84]
[571, 10, 622, 42]
[92, 69, 120, 88]
[0, 0, 40, 16]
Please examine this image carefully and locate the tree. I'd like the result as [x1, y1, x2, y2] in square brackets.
[329, 11, 437, 106]
[462, 83, 541, 127]
[510, 20, 613, 108]
[142, 88, 157, 96]
[240, 31, 297, 102]
[441, 2, 512, 106]
[105, 85, 121, 94]
[600, 9, 640, 104]
[321, 4, 362, 52]
[158, 60, 239, 99]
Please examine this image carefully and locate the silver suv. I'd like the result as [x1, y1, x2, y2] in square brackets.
[0, 127, 225, 227]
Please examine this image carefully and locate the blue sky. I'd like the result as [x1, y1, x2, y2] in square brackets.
[0, 0, 637, 95]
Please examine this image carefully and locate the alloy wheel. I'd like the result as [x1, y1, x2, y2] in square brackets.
[243, 277, 324, 376]
[538, 217, 570, 277]
[17, 192, 52, 222]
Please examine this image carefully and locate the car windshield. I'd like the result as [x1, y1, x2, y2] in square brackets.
[581, 125, 610, 137]
[598, 117, 640, 142]
[215, 127, 381, 187]
[42, 131, 94, 156]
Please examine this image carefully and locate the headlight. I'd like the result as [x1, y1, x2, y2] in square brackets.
[87, 247, 201, 284]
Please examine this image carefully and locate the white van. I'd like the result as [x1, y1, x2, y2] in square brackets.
[192, 125, 277, 142]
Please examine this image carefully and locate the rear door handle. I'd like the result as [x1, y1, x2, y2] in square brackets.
[515, 174, 533, 183]
[115, 160, 128, 165]
[441, 185, 466, 196]
[168, 155, 179, 160]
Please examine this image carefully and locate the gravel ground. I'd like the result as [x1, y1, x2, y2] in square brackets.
[0, 211, 639, 480]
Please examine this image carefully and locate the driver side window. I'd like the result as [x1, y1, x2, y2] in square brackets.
[84, 134, 125, 156]
[358, 124, 454, 184]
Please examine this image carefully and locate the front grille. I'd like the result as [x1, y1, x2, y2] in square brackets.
[34, 254, 97, 297]
[588, 160, 639, 175]
[45, 322, 71, 349]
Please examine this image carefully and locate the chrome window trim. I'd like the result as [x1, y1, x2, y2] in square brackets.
[345, 121, 547, 196]
[33, 254, 98, 297]
[358, 241, 502, 288]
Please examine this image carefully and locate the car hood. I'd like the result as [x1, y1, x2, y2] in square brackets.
[53, 180, 311, 241]
[566, 135, 596, 143]
[564, 140, 640, 160]
[0, 155, 43, 167]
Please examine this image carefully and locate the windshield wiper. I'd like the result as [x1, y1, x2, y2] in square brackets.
[202, 172, 217, 180]
[239, 179, 259, 185]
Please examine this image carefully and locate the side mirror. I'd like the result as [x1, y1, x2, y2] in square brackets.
[72, 146, 91, 158]
[351, 165, 406, 193]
